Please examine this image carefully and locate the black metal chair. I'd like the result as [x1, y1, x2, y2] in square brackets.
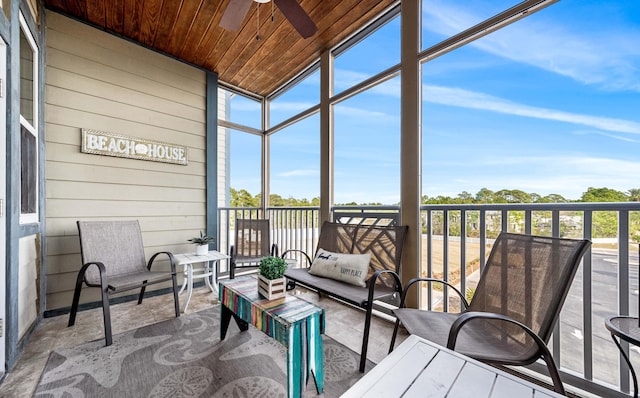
[68, 220, 180, 346]
[229, 219, 278, 279]
[390, 232, 591, 395]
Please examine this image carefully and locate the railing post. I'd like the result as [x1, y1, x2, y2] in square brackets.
[619, 209, 631, 393]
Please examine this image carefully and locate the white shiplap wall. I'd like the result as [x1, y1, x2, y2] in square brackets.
[45, 12, 208, 310]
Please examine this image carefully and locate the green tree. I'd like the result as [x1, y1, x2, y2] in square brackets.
[475, 188, 496, 203]
[495, 189, 532, 203]
[580, 187, 628, 202]
[457, 191, 475, 203]
[593, 212, 618, 238]
[627, 189, 640, 202]
[269, 194, 285, 206]
[231, 188, 258, 207]
[539, 193, 568, 203]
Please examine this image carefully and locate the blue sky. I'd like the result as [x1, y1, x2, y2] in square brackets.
[228, 0, 640, 204]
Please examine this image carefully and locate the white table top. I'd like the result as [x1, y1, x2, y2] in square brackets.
[342, 335, 563, 398]
[173, 250, 229, 265]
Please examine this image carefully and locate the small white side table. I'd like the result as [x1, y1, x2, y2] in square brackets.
[173, 250, 229, 312]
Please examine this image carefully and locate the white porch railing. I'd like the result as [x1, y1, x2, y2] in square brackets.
[219, 203, 640, 397]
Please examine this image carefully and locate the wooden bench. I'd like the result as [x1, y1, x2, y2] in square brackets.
[283, 221, 408, 372]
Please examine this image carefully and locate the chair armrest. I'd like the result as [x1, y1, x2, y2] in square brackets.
[448, 311, 566, 395]
[399, 277, 468, 309]
[80, 261, 110, 289]
[281, 249, 313, 268]
[447, 311, 548, 354]
[365, 270, 403, 307]
[148, 251, 177, 274]
[229, 245, 236, 262]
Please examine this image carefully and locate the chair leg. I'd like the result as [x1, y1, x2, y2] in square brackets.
[611, 334, 638, 398]
[359, 304, 374, 373]
[389, 319, 401, 354]
[230, 262, 235, 279]
[138, 283, 147, 305]
[541, 351, 566, 395]
[171, 272, 181, 317]
[100, 287, 113, 346]
[68, 271, 85, 327]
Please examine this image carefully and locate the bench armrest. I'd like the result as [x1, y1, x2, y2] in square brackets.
[399, 277, 468, 310]
[366, 269, 403, 307]
[281, 249, 313, 268]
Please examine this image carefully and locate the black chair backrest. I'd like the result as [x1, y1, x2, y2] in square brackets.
[234, 219, 271, 259]
[315, 221, 408, 285]
[469, 232, 591, 343]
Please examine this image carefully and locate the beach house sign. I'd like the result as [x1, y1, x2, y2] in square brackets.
[81, 129, 188, 165]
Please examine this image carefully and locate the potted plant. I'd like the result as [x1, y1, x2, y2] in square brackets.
[257, 256, 288, 300]
[188, 231, 215, 256]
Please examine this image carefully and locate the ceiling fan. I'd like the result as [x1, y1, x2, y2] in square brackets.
[220, 0, 318, 39]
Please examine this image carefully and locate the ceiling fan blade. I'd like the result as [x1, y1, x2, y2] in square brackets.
[274, 0, 317, 39]
[219, 0, 253, 31]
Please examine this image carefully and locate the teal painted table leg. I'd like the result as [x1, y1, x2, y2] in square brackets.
[287, 323, 303, 398]
[308, 312, 324, 394]
[285, 315, 324, 398]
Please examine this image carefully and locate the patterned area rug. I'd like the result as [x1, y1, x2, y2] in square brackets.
[34, 306, 372, 397]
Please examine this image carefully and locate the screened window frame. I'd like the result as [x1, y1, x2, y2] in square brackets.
[19, 11, 38, 225]
[218, 83, 264, 135]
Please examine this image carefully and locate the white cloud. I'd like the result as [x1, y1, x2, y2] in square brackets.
[270, 101, 316, 112]
[423, 0, 640, 91]
[423, 84, 640, 135]
[334, 69, 372, 91]
[573, 129, 639, 143]
[333, 104, 391, 120]
[277, 169, 318, 177]
[424, 155, 640, 199]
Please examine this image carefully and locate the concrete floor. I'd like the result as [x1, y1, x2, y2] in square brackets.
[0, 284, 408, 397]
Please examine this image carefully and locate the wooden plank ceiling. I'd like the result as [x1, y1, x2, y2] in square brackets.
[43, 0, 395, 97]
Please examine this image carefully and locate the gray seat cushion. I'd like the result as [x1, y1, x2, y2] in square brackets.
[393, 308, 540, 365]
[106, 270, 175, 292]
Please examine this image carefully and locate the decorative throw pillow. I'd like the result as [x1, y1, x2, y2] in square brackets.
[308, 249, 371, 287]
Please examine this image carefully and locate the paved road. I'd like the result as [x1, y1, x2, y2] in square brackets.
[559, 249, 639, 388]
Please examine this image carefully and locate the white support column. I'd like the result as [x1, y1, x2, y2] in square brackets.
[262, 97, 270, 212]
[400, 0, 422, 307]
[320, 50, 333, 224]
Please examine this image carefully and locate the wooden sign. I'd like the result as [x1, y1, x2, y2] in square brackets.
[81, 129, 188, 165]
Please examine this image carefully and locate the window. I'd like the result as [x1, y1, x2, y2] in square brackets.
[333, 14, 400, 94]
[20, 126, 36, 214]
[269, 68, 319, 128]
[420, 0, 640, 385]
[269, 114, 320, 205]
[228, 129, 262, 205]
[421, 0, 519, 50]
[333, 77, 401, 205]
[20, 14, 38, 224]
[218, 87, 262, 129]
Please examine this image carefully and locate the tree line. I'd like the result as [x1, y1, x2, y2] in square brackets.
[231, 187, 640, 239]
[423, 187, 640, 204]
[231, 187, 640, 207]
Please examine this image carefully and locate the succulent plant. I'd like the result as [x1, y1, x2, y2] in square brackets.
[187, 231, 215, 245]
